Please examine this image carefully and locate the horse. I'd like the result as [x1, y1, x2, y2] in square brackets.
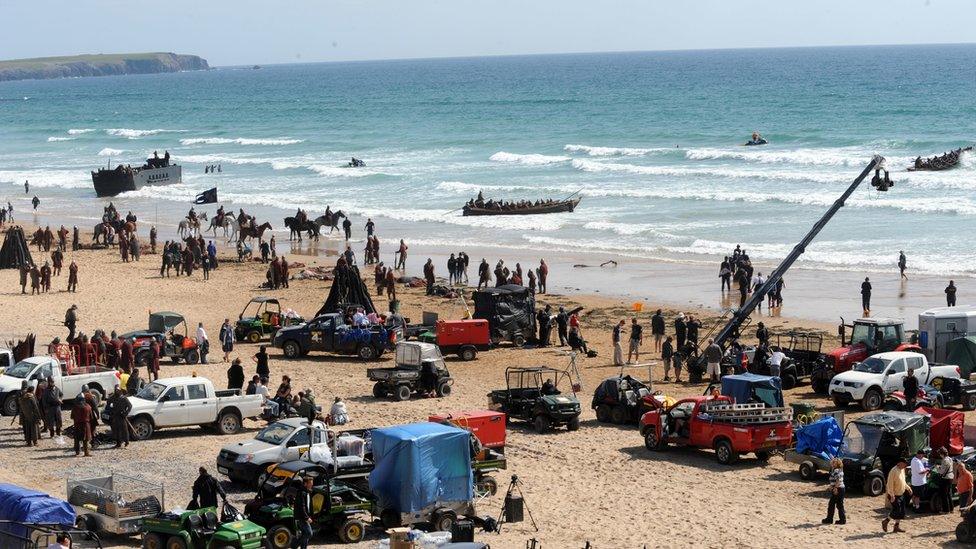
[209, 212, 238, 241]
[178, 212, 208, 238]
[319, 210, 346, 235]
[92, 222, 114, 246]
[284, 216, 319, 242]
[239, 221, 273, 244]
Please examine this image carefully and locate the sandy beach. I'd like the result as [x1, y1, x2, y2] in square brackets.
[0, 210, 970, 549]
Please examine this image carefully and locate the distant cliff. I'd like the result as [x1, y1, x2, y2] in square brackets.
[0, 52, 209, 82]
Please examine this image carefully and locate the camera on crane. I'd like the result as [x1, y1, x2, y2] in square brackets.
[870, 168, 893, 191]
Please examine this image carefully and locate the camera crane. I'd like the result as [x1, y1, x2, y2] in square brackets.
[701, 155, 892, 369]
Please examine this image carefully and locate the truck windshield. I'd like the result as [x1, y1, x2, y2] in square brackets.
[2, 361, 36, 379]
[137, 382, 167, 401]
[850, 324, 873, 347]
[256, 422, 294, 445]
[853, 357, 890, 374]
[841, 423, 883, 460]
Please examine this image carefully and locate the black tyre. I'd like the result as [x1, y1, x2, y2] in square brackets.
[533, 414, 550, 434]
[459, 346, 477, 361]
[436, 381, 452, 397]
[169, 356, 181, 364]
[282, 340, 302, 359]
[957, 521, 975, 543]
[372, 382, 386, 398]
[432, 509, 457, 532]
[832, 397, 848, 408]
[380, 509, 401, 528]
[267, 524, 293, 549]
[184, 349, 200, 365]
[512, 333, 526, 347]
[595, 405, 611, 423]
[395, 385, 411, 402]
[644, 429, 661, 451]
[781, 373, 797, 390]
[799, 461, 815, 480]
[811, 378, 829, 394]
[131, 417, 154, 440]
[2, 394, 17, 416]
[478, 475, 499, 496]
[166, 536, 188, 549]
[863, 474, 884, 497]
[338, 517, 366, 543]
[246, 330, 262, 344]
[142, 533, 164, 549]
[610, 406, 627, 425]
[755, 451, 771, 462]
[965, 393, 976, 411]
[862, 389, 883, 411]
[357, 344, 378, 360]
[714, 439, 738, 465]
[567, 415, 580, 431]
[217, 412, 242, 435]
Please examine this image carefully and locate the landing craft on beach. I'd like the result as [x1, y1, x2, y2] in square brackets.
[90, 150, 181, 197]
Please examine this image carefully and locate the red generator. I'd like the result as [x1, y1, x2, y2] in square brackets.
[436, 319, 491, 361]
[429, 409, 506, 451]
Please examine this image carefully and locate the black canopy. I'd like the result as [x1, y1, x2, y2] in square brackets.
[0, 227, 33, 269]
[316, 265, 376, 317]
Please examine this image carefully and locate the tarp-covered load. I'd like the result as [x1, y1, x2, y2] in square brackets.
[946, 336, 976, 378]
[0, 484, 74, 544]
[721, 373, 784, 408]
[472, 284, 535, 343]
[920, 406, 965, 456]
[368, 422, 473, 515]
[0, 227, 33, 269]
[316, 265, 376, 317]
[848, 410, 930, 458]
[795, 417, 843, 460]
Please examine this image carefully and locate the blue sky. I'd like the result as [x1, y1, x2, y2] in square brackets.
[2, 0, 974, 66]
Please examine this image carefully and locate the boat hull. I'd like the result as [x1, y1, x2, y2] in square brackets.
[91, 164, 181, 197]
[462, 198, 580, 216]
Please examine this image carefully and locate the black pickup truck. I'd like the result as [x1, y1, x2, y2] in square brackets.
[273, 313, 395, 360]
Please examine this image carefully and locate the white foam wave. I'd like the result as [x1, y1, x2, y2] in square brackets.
[564, 144, 668, 157]
[572, 158, 847, 185]
[306, 165, 379, 178]
[106, 128, 186, 138]
[67, 128, 96, 135]
[489, 151, 570, 165]
[47, 137, 74, 142]
[180, 137, 304, 146]
[0, 169, 90, 189]
[98, 147, 125, 156]
[436, 181, 554, 194]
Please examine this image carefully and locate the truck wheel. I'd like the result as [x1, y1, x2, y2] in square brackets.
[142, 533, 164, 549]
[459, 346, 477, 361]
[533, 414, 550, 434]
[436, 381, 452, 397]
[811, 378, 829, 394]
[165, 536, 188, 549]
[217, 412, 242, 435]
[957, 521, 975, 543]
[754, 451, 771, 462]
[965, 394, 976, 411]
[644, 429, 662, 451]
[282, 340, 301, 359]
[610, 406, 627, 425]
[431, 509, 457, 532]
[831, 397, 848, 408]
[184, 349, 200, 365]
[714, 439, 738, 465]
[862, 389, 883, 411]
[338, 517, 366, 543]
[2, 394, 17, 416]
[595, 405, 611, 423]
[357, 345, 377, 360]
[267, 525, 293, 549]
[131, 417, 154, 440]
[567, 415, 580, 431]
[246, 330, 262, 344]
[781, 373, 797, 390]
[512, 333, 526, 347]
[380, 509, 401, 528]
[372, 382, 386, 398]
[863, 474, 884, 497]
[478, 476, 499, 496]
[395, 385, 411, 402]
[799, 461, 815, 480]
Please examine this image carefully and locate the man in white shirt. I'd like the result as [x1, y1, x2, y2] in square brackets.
[909, 449, 929, 510]
[767, 346, 786, 378]
[352, 308, 368, 328]
[196, 322, 210, 364]
[47, 533, 70, 549]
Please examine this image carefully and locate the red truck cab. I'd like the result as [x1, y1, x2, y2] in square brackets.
[639, 396, 793, 464]
[436, 319, 491, 361]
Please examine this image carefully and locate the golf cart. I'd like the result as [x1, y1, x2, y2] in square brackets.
[752, 332, 826, 389]
[488, 367, 581, 433]
[245, 461, 374, 547]
[591, 375, 658, 425]
[127, 312, 200, 366]
[140, 503, 266, 549]
[235, 297, 303, 344]
[367, 342, 453, 401]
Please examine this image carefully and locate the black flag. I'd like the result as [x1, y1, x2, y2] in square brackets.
[194, 187, 217, 204]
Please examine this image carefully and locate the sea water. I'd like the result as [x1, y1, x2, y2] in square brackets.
[1, 44, 975, 276]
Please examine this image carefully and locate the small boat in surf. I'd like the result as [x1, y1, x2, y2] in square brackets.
[462, 193, 581, 216]
[907, 146, 972, 172]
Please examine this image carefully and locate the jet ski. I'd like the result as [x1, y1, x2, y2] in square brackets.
[346, 157, 366, 168]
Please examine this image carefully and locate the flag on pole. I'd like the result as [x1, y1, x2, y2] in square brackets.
[194, 187, 217, 204]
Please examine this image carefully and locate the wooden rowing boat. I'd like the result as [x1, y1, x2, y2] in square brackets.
[462, 197, 581, 216]
[907, 146, 972, 172]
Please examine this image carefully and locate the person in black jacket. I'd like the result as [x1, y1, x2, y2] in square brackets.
[946, 280, 958, 307]
[651, 309, 665, 352]
[861, 277, 872, 314]
[903, 368, 919, 410]
[674, 314, 687, 350]
[227, 358, 245, 390]
[191, 467, 226, 509]
[537, 305, 552, 347]
[556, 307, 569, 346]
[292, 477, 314, 549]
[756, 322, 770, 346]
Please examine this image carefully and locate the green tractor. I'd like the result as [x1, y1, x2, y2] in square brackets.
[235, 297, 304, 344]
[141, 503, 267, 549]
[244, 461, 374, 547]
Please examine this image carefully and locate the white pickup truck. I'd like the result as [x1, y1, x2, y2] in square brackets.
[120, 376, 264, 440]
[829, 351, 961, 410]
[0, 356, 120, 416]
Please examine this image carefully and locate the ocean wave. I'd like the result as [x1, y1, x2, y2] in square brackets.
[306, 165, 380, 178]
[47, 137, 74, 142]
[98, 147, 125, 157]
[67, 128, 96, 135]
[179, 137, 304, 146]
[564, 144, 670, 157]
[571, 158, 845, 184]
[684, 147, 882, 167]
[489, 151, 571, 165]
[436, 181, 557, 194]
[0, 169, 90, 189]
[106, 128, 187, 139]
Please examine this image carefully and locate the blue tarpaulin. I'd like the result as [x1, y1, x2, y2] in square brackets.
[721, 373, 784, 408]
[368, 422, 473, 514]
[795, 417, 843, 460]
[0, 484, 74, 541]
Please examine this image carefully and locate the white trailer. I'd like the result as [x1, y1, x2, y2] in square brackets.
[918, 306, 976, 363]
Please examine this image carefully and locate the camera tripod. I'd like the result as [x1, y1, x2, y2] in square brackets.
[496, 474, 538, 533]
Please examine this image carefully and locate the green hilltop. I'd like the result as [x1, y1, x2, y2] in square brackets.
[0, 52, 209, 82]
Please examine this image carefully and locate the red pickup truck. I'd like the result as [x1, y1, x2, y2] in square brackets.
[638, 396, 793, 465]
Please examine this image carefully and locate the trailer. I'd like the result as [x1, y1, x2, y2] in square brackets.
[918, 306, 976, 363]
[66, 474, 164, 536]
